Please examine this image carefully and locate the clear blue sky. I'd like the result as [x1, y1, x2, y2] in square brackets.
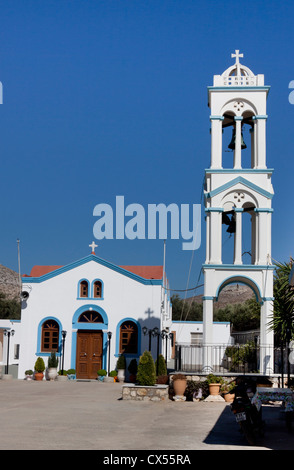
[1, 0, 294, 296]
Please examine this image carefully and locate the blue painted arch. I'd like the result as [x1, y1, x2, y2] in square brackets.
[115, 318, 142, 359]
[36, 316, 64, 358]
[71, 304, 109, 371]
[215, 275, 263, 304]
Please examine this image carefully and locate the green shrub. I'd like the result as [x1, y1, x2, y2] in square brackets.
[48, 352, 59, 368]
[155, 354, 167, 376]
[97, 369, 107, 376]
[25, 370, 33, 376]
[136, 350, 156, 386]
[206, 373, 224, 384]
[116, 354, 126, 369]
[184, 380, 209, 401]
[128, 358, 138, 375]
[67, 369, 76, 375]
[225, 342, 257, 371]
[109, 370, 117, 377]
[34, 357, 45, 373]
[58, 370, 67, 375]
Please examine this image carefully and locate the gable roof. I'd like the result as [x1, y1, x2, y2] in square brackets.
[22, 254, 163, 286]
[204, 176, 274, 200]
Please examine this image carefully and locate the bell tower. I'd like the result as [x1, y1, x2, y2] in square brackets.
[203, 51, 274, 374]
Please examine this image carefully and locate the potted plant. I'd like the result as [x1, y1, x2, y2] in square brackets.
[156, 354, 168, 384]
[116, 354, 126, 383]
[47, 352, 59, 381]
[136, 350, 156, 386]
[24, 369, 34, 380]
[97, 369, 107, 382]
[67, 369, 76, 380]
[221, 380, 236, 402]
[34, 357, 45, 381]
[57, 369, 68, 381]
[172, 373, 187, 397]
[207, 374, 224, 396]
[128, 358, 138, 383]
[106, 370, 117, 382]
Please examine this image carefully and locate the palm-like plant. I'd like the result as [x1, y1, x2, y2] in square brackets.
[268, 261, 294, 344]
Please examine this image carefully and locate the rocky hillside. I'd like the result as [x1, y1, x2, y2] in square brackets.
[187, 284, 254, 310]
[0, 264, 20, 300]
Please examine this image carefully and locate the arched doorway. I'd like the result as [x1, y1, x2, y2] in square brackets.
[72, 305, 108, 379]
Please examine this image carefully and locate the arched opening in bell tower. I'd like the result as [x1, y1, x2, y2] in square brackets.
[220, 107, 257, 169]
[213, 276, 261, 343]
[221, 193, 257, 266]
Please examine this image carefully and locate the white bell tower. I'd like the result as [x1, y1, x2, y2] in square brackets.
[203, 51, 274, 374]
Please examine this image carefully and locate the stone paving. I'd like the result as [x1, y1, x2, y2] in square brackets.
[0, 379, 293, 452]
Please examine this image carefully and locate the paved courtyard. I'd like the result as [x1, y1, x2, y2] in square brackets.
[0, 379, 293, 453]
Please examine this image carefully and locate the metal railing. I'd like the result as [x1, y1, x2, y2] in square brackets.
[174, 343, 294, 376]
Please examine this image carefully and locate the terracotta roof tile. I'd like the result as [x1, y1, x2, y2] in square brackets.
[25, 264, 163, 280]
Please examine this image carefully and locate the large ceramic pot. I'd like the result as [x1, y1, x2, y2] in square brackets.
[47, 367, 58, 381]
[209, 383, 221, 396]
[173, 376, 187, 396]
[117, 369, 125, 383]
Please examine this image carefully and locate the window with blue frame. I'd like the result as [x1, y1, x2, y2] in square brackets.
[93, 280, 102, 298]
[41, 319, 59, 352]
[80, 280, 89, 298]
[119, 321, 138, 354]
[78, 310, 103, 323]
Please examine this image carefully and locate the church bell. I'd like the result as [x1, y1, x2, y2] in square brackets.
[228, 128, 247, 150]
[222, 212, 236, 234]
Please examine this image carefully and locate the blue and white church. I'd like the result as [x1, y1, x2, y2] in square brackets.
[16, 242, 172, 380]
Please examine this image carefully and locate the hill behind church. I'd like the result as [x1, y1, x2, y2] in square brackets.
[186, 284, 254, 309]
[0, 264, 20, 300]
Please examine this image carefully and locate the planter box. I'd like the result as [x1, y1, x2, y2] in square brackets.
[57, 375, 68, 382]
[122, 384, 169, 401]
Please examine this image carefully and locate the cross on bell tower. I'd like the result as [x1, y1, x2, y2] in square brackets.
[231, 49, 243, 77]
[202, 51, 274, 374]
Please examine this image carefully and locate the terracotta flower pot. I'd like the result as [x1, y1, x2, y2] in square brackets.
[209, 383, 221, 396]
[224, 392, 235, 403]
[34, 372, 44, 381]
[173, 378, 187, 396]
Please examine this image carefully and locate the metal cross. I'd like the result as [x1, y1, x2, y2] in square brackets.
[89, 241, 98, 253]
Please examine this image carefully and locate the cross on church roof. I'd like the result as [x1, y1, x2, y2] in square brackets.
[89, 241, 98, 254]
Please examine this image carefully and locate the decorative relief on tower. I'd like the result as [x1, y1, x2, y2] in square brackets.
[233, 191, 245, 204]
[233, 101, 244, 114]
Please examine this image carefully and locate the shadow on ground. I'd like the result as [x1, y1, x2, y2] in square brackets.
[204, 404, 293, 450]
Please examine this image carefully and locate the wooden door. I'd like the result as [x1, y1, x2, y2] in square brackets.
[76, 331, 103, 379]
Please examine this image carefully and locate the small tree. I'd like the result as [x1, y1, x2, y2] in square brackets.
[136, 350, 156, 386]
[48, 352, 58, 368]
[34, 357, 45, 373]
[116, 354, 126, 370]
[128, 358, 138, 376]
[268, 261, 294, 344]
[155, 354, 167, 376]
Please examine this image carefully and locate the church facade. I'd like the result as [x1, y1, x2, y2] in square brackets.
[17, 246, 172, 380]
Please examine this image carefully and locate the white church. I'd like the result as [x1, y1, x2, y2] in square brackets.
[0, 50, 275, 379]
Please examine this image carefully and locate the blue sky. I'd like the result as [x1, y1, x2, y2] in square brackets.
[1, 0, 294, 297]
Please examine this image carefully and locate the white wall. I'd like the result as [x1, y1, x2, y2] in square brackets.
[171, 320, 232, 345]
